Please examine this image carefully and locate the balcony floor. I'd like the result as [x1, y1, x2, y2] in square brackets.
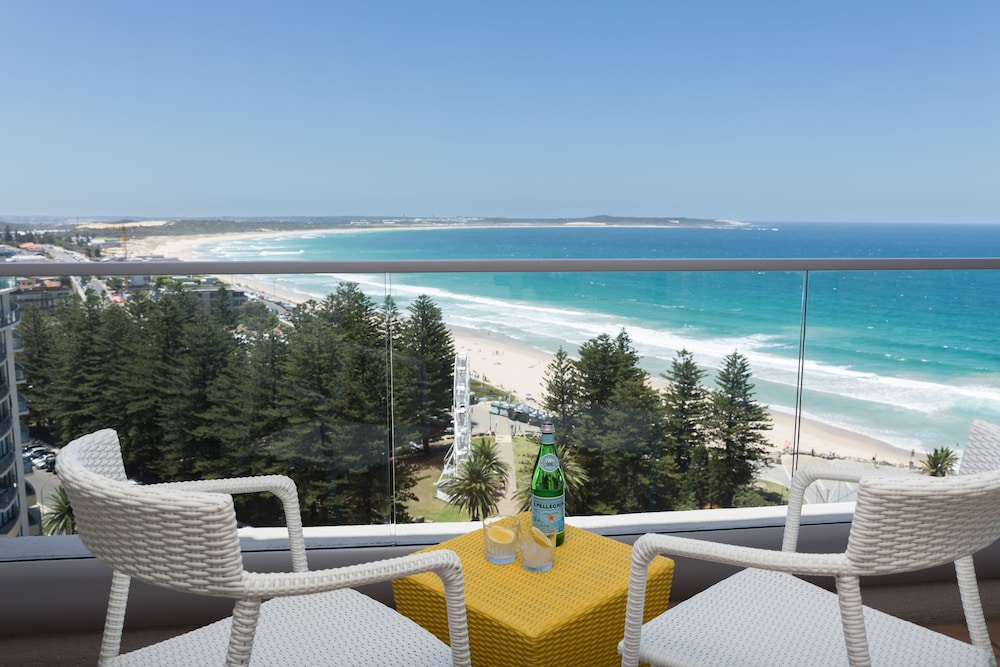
[3, 619, 999, 665]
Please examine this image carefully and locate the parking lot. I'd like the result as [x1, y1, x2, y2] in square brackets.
[22, 443, 62, 510]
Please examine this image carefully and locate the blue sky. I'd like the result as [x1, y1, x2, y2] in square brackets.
[2, 1, 998, 223]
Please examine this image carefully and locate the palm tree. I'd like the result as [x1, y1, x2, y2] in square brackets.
[921, 446, 959, 476]
[441, 438, 509, 520]
[41, 485, 76, 535]
[517, 442, 590, 513]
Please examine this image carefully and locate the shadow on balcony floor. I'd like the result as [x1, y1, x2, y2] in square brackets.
[0, 627, 195, 666]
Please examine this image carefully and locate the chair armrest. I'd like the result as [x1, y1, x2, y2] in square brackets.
[242, 548, 465, 596]
[782, 464, 912, 552]
[151, 475, 307, 572]
[243, 549, 470, 660]
[632, 532, 850, 577]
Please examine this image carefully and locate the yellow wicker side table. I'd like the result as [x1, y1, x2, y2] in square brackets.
[393, 519, 673, 667]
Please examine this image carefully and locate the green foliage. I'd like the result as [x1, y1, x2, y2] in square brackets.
[541, 338, 774, 512]
[270, 284, 396, 525]
[707, 351, 773, 507]
[440, 438, 509, 520]
[921, 446, 958, 476]
[661, 348, 710, 475]
[394, 294, 456, 451]
[562, 330, 684, 513]
[731, 486, 785, 508]
[15, 305, 57, 427]
[41, 486, 76, 535]
[20, 279, 439, 528]
[575, 330, 645, 406]
[23, 275, 777, 526]
[541, 347, 579, 434]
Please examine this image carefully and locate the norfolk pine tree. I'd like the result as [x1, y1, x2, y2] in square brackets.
[661, 349, 710, 475]
[396, 294, 456, 451]
[571, 330, 665, 513]
[541, 346, 580, 435]
[15, 305, 57, 428]
[708, 350, 772, 507]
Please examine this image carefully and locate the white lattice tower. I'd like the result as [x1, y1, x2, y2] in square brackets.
[436, 352, 471, 501]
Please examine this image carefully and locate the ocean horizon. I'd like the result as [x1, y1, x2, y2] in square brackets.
[181, 221, 1000, 455]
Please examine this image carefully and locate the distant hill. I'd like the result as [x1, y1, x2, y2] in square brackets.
[1, 214, 741, 238]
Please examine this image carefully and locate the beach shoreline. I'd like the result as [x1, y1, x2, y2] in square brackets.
[130, 229, 920, 469]
[450, 325, 915, 469]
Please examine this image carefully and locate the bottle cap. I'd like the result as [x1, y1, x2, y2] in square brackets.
[541, 421, 554, 434]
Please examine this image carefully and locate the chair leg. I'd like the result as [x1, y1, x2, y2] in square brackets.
[225, 598, 263, 667]
[836, 575, 872, 667]
[956, 556, 995, 660]
[98, 571, 131, 665]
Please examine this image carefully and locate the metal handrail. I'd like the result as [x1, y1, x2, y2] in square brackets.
[1, 257, 1000, 278]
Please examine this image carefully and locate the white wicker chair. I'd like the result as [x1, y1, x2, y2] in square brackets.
[956, 418, 1000, 476]
[620, 466, 1000, 665]
[782, 418, 1000, 553]
[58, 429, 472, 667]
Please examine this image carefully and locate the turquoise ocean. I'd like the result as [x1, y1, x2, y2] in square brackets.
[188, 222, 1000, 455]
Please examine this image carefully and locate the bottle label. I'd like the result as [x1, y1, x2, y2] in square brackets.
[538, 453, 560, 472]
[531, 494, 565, 534]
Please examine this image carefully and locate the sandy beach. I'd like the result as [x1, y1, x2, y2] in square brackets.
[130, 229, 918, 470]
[451, 325, 915, 468]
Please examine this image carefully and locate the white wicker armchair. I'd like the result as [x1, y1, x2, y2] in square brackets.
[621, 460, 1000, 665]
[782, 418, 1000, 553]
[58, 429, 471, 667]
[956, 418, 1000, 476]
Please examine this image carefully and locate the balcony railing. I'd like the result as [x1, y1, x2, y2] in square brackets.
[0, 300, 19, 328]
[3, 257, 1000, 648]
[4, 256, 999, 533]
[0, 415, 12, 444]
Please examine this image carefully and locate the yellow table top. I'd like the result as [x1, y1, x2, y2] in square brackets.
[393, 518, 673, 666]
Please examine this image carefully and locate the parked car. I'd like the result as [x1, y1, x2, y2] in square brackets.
[32, 453, 56, 470]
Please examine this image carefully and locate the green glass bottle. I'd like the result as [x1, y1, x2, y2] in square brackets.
[531, 421, 565, 546]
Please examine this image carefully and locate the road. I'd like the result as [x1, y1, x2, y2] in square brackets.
[27, 466, 63, 511]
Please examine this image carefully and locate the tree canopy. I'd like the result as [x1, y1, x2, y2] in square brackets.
[539, 338, 774, 512]
[19, 283, 455, 527]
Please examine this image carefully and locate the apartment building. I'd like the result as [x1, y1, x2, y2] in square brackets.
[0, 277, 27, 537]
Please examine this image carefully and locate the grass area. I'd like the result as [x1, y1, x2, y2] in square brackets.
[512, 435, 537, 487]
[404, 431, 542, 522]
[406, 431, 789, 521]
[756, 479, 789, 502]
[405, 374, 533, 523]
[469, 378, 498, 401]
[406, 444, 467, 523]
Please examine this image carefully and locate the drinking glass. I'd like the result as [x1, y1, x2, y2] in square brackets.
[483, 515, 519, 565]
[519, 518, 556, 573]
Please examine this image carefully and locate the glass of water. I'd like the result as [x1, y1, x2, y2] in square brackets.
[483, 515, 519, 565]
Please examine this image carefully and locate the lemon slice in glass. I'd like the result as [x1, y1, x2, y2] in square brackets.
[486, 525, 515, 544]
[530, 526, 552, 548]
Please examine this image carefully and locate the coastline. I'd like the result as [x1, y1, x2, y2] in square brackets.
[131, 229, 919, 470]
[450, 325, 914, 469]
